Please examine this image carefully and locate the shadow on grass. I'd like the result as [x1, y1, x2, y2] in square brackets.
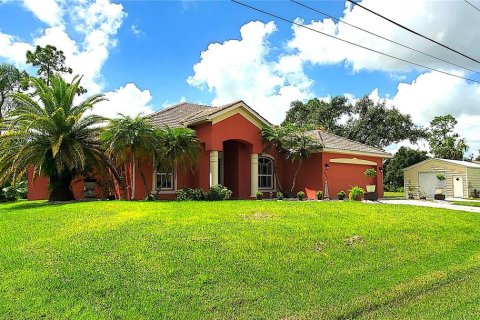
[0, 201, 70, 211]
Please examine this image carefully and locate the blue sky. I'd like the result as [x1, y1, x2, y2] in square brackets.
[1, 0, 479, 154]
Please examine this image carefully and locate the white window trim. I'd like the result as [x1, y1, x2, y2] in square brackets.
[258, 154, 276, 191]
[152, 165, 177, 194]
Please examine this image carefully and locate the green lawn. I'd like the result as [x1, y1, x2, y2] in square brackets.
[452, 201, 480, 207]
[1, 200, 480, 319]
[383, 191, 405, 198]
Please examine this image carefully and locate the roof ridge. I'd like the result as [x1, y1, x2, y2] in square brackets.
[147, 102, 189, 118]
[148, 101, 212, 118]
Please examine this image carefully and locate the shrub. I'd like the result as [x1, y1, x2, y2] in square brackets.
[256, 191, 263, 200]
[297, 191, 305, 201]
[276, 191, 284, 200]
[0, 186, 18, 202]
[176, 188, 206, 201]
[316, 191, 323, 200]
[472, 189, 480, 198]
[348, 186, 365, 201]
[337, 190, 346, 200]
[144, 194, 156, 201]
[206, 185, 232, 201]
[364, 168, 377, 177]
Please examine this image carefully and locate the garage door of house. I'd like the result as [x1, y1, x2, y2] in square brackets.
[418, 172, 437, 198]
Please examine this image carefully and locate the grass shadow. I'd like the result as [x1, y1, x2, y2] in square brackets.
[0, 201, 70, 212]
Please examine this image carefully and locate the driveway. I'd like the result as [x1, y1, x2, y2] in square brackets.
[378, 199, 480, 213]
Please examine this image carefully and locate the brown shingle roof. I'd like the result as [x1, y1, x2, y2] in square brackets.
[147, 102, 211, 128]
[309, 130, 391, 157]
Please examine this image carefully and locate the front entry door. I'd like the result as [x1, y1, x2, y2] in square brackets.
[453, 176, 464, 198]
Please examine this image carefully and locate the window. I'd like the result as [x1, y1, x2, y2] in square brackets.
[156, 166, 174, 191]
[258, 156, 274, 190]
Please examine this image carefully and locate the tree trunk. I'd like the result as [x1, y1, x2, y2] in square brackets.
[138, 161, 149, 197]
[290, 159, 303, 194]
[49, 174, 75, 202]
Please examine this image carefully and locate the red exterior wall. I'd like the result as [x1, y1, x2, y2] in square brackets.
[274, 152, 384, 199]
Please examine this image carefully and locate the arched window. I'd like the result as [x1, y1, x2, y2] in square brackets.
[258, 156, 274, 190]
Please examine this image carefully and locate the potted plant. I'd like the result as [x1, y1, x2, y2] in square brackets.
[337, 190, 346, 200]
[364, 168, 377, 193]
[256, 191, 263, 200]
[297, 191, 306, 201]
[435, 173, 446, 200]
[348, 186, 365, 201]
[276, 191, 284, 200]
[316, 190, 323, 200]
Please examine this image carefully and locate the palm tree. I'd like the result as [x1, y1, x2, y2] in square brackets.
[155, 126, 201, 176]
[0, 75, 108, 201]
[262, 125, 322, 194]
[261, 125, 294, 192]
[283, 129, 323, 194]
[102, 115, 157, 199]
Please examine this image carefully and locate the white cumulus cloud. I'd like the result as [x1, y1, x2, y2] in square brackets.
[92, 83, 154, 118]
[188, 20, 313, 124]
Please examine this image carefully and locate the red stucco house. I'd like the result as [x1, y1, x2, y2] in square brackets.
[28, 100, 392, 200]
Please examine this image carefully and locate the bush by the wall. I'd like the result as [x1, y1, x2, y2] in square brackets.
[297, 191, 306, 201]
[0, 180, 27, 203]
[337, 190, 346, 200]
[206, 185, 232, 201]
[255, 191, 263, 200]
[276, 191, 284, 200]
[176, 188, 206, 201]
[316, 191, 323, 200]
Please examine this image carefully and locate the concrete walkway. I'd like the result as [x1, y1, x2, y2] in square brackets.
[378, 199, 480, 213]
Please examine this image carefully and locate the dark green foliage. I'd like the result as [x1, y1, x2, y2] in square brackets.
[276, 191, 284, 200]
[26, 45, 72, 81]
[283, 96, 426, 148]
[297, 191, 305, 200]
[0, 64, 27, 119]
[364, 168, 377, 177]
[384, 147, 429, 191]
[0, 179, 27, 202]
[176, 188, 206, 201]
[256, 191, 263, 200]
[338, 190, 346, 200]
[316, 191, 323, 200]
[206, 185, 232, 201]
[428, 115, 468, 160]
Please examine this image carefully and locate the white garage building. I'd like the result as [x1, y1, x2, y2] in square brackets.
[404, 158, 480, 199]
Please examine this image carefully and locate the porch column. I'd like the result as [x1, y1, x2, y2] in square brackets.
[210, 150, 219, 187]
[251, 153, 259, 197]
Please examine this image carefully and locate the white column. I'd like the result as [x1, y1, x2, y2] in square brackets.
[151, 156, 156, 194]
[251, 153, 259, 197]
[210, 151, 219, 187]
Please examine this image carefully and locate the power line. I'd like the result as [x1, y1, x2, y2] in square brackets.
[230, 0, 480, 84]
[290, 0, 480, 76]
[346, 0, 480, 65]
[465, 0, 480, 12]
